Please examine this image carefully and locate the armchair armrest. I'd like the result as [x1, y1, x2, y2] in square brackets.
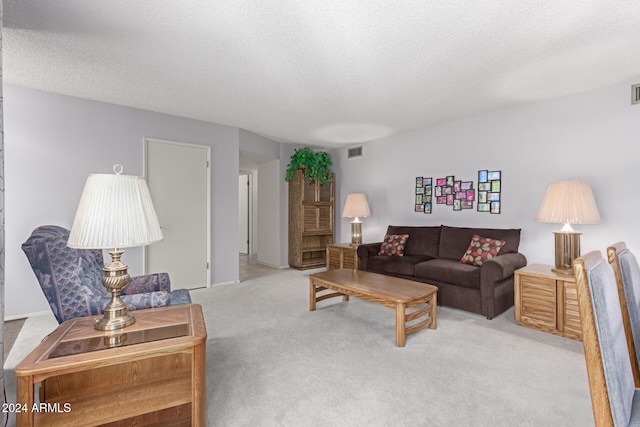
[103, 291, 173, 312]
[357, 242, 382, 271]
[123, 272, 171, 295]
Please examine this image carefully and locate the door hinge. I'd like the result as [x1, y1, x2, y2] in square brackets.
[206, 160, 210, 168]
[206, 262, 210, 269]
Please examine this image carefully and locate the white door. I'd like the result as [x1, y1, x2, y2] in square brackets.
[238, 174, 250, 254]
[144, 138, 210, 290]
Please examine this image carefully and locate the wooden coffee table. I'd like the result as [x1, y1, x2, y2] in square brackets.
[308, 269, 437, 346]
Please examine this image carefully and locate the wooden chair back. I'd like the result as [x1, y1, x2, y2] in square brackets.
[608, 242, 640, 387]
[573, 251, 637, 426]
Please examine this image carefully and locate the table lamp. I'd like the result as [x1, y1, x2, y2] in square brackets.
[342, 193, 371, 246]
[535, 181, 601, 275]
[67, 164, 163, 331]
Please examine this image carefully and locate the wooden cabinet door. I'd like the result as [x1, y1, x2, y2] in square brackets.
[520, 276, 557, 329]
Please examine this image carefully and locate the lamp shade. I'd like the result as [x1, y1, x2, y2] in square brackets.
[68, 167, 163, 249]
[535, 181, 601, 225]
[342, 193, 371, 218]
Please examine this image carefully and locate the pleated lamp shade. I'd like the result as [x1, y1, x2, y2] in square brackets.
[535, 181, 600, 275]
[535, 181, 601, 226]
[342, 193, 371, 218]
[68, 168, 163, 249]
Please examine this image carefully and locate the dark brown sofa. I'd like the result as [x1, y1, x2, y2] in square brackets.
[357, 225, 527, 319]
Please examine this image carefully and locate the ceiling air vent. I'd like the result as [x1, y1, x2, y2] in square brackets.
[347, 145, 363, 159]
[633, 83, 640, 105]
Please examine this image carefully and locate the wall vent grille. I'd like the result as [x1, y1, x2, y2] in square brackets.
[633, 83, 640, 105]
[347, 145, 363, 159]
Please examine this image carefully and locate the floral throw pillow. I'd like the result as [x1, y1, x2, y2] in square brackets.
[378, 234, 409, 256]
[460, 234, 506, 266]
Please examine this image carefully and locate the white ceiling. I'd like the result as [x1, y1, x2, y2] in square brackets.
[3, 1, 640, 147]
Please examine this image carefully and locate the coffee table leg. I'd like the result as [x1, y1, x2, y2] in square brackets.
[309, 280, 317, 311]
[396, 302, 406, 347]
[429, 292, 437, 329]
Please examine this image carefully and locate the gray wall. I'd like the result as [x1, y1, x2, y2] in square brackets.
[332, 79, 640, 267]
[4, 85, 241, 318]
[239, 128, 282, 257]
[5, 78, 639, 317]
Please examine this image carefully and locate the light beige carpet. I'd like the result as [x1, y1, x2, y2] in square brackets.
[4, 267, 593, 426]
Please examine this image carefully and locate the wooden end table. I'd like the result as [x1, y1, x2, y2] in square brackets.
[14, 304, 207, 427]
[309, 269, 437, 347]
[514, 264, 581, 340]
[326, 243, 360, 270]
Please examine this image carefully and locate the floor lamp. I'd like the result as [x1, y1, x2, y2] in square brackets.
[535, 181, 601, 275]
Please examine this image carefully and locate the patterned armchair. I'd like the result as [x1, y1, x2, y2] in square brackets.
[22, 225, 191, 324]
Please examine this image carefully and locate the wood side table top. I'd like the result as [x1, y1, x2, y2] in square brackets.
[327, 242, 359, 249]
[16, 304, 207, 376]
[515, 263, 576, 282]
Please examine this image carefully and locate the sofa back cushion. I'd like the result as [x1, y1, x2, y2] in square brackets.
[386, 225, 441, 258]
[439, 226, 521, 261]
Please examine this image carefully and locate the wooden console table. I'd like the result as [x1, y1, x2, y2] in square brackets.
[514, 264, 581, 340]
[15, 304, 207, 427]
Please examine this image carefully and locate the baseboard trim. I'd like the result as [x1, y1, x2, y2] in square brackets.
[5, 310, 51, 321]
[256, 260, 289, 269]
[209, 280, 238, 288]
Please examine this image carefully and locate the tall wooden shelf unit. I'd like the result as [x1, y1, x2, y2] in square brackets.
[288, 169, 334, 269]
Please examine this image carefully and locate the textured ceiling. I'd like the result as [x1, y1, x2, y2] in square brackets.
[3, 1, 640, 147]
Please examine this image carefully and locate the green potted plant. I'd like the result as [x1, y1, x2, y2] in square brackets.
[285, 147, 333, 185]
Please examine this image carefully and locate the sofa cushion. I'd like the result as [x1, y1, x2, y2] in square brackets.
[439, 226, 521, 261]
[460, 234, 506, 266]
[386, 225, 441, 258]
[379, 234, 409, 256]
[415, 258, 481, 289]
[367, 255, 431, 277]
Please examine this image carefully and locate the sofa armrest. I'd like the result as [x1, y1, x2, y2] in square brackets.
[480, 253, 527, 319]
[357, 242, 382, 270]
[481, 253, 528, 283]
[123, 272, 171, 294]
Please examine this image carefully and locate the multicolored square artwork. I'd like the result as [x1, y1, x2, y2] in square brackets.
[477, 170, 501, 214]
[415, 177, 433, 213]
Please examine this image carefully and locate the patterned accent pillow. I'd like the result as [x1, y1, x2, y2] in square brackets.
[460, 234, 506, 266]
[378, 234, 410, 256]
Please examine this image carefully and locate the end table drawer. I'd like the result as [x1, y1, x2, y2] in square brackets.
[325, 244, 359, 270]
[514, 264, 582, 340]
[563, 283, 581, 339]
[520, 277, 557, 327]
[327, 246, 343, 270]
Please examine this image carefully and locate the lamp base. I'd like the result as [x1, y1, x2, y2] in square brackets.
[351, 221, 362, 246]
[553, 231, 581, 276]
[551, 266, 575, 276]
[95, 312, 135, 331]
[95, 249, 136, 331]
[95, 296, 135, 331]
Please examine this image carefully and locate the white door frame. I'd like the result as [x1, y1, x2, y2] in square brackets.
[239, 172, 252, 255]
[143, 137, 212, 288]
